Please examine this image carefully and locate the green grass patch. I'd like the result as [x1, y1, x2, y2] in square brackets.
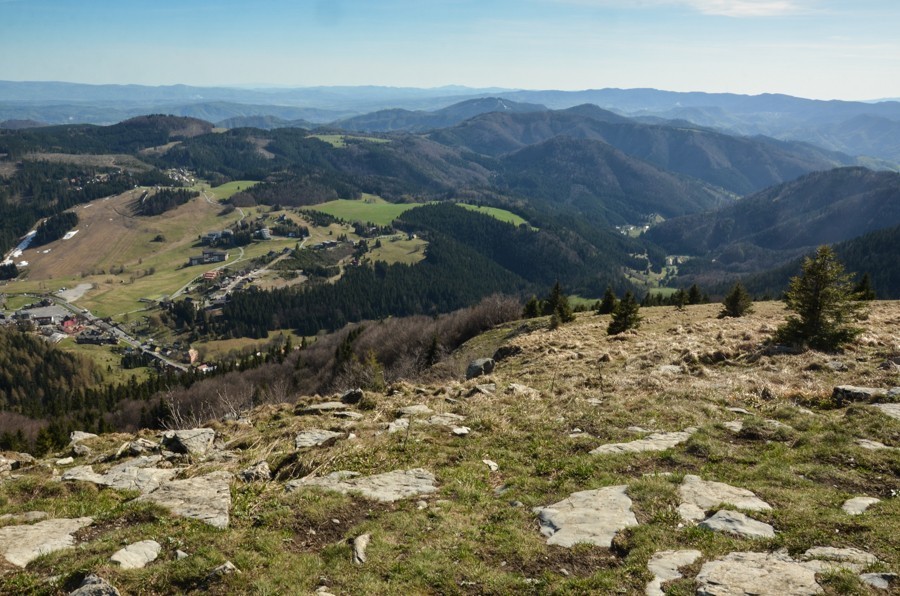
[309, 134, 390, 148]
[458, 204, 531, 228]
[304, 196, 424, 226]
[209, 180, 260, 200]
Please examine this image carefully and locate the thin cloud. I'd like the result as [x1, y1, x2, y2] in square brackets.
[554, 0, 816, 17]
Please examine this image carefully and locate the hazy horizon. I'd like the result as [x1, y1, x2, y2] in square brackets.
[2, 1, 898, 102]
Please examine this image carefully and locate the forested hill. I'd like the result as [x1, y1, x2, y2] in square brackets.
[646, 167, 900, 258]
[429, 108, 858, 195]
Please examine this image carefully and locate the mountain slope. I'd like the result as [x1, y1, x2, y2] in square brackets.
[431, 109, 856, 195]
[332, 97, 547, 133]
[646, 167, 900, 257]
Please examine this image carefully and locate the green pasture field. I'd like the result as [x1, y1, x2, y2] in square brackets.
[459, 204, 531, 228]
[309, 134, 390, 148]
[304, 195, 424, 226]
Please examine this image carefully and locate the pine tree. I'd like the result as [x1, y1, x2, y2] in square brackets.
[597, 286, 618, 314]
[720, 282, 753, 318]
[775, 246, 865, 350]
[543, 282, 575, 323]
[607, 291, 642, 335]
[853, 273, 876, 301]
[523, 295, 542, 319]
[687, 284, 704, 305]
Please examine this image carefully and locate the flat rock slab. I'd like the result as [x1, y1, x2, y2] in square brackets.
[802, 546, 878, 573]
[646, 549, 702, 596]
[698, 510, 775, 539]
[842, 496, 880, 515]
[286, 468, 437, 502]
[590, 428, 696, 456]
[110, 540, 161, 569]
[136, 471, 232, 529]
[855, 438, 894, 450]
[696, 551, 822, 595]
[533, 485, 638, 548]
[299, 402, 349, 415]
[872, 403, 900, 420]
[397, 404, 433, 416]
[0, 517, 93, 567]
[0, 511, 48, 524]
[859, 573, 898, 590]
[63, 460, 177, 494]
[295, 429, 343, 448]
[678, 475, 772, 522]
[832, 386, 887, 404]
[69, 431, 98, 445]
[161, 428, 215, 456]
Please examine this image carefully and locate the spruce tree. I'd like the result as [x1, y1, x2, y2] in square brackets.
[597, 286, 618, 315]
[607, 291, 642, 335]
[543, 281, 575, 323]
[720, 282, 753, 318]
[687, 284, 704, 305]
[853, 273, 876, 301]
[775, 246, 865, 350]
[523, 295, 542, 319]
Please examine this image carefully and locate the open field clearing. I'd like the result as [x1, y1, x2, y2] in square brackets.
[363, 235, 428, 265]
[56, 337, 152, 385]
[304, 195, 423, 226]
[459, 203, 531, 227]
[208, 180, 260, 200]
[309, 134, 391, 148]
[22, 152, 153, 171]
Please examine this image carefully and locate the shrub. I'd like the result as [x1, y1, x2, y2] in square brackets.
[607, 291, 641, 335]
[774, 246, 865, 351]
[720, 282, 753, 318]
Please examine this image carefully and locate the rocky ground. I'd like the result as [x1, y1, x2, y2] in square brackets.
[0, 301, 898, 595]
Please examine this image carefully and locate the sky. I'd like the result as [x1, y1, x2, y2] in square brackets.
[1, 0, 898, 101]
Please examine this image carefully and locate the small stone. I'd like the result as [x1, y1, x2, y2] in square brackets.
[238, 461, 272, 483]
[698, 510, 775, 539]
[451, 426, 470, 436]
[333, 411, 363, 420]
[161, 428, 215, 456]
[56, 457, 74, 466]
[466, 358, 495, 380]
[468, 383, 496, 397]
[176, 549, 189, 560]
[859, 572, 898, 590]
[506, 383, 539, 398]
[841, 496, 880, 515]
[726, 407, 751, 415]
[69, 431, 98, 445]
[534, 486, 638, 548]
[416, 500, 428, 510]
[340, 388, 364, 404]
[69, 574, 120, 596]
[591, 428, 696, 455]
[397, 404, 433, 416]
[483, 459, 499, 472]
[832, 386, 887, 405]
[298, 401, 349, 415]
[73, 443, 92, 457]
[206, 561, 240, 582]
[723, 420, 743, 432]
[872, 403, 900, 420]
[295, 429, 343, 448]
[802, 546, 878, 572]
[855, 438, 893, 450]
[352, 533, 370, 564]
[388, 418, 409, 434]
[110, 540, 161, 570]
[677, 475, 771, 522]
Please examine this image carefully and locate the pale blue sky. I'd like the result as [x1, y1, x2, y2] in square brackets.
[1, 0, 898, 100]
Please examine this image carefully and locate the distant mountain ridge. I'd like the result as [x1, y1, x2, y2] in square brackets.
[645, 167, 900, 273]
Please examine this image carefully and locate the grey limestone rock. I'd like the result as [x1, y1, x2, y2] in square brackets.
[0, 516, 93, 567]
[832, 385, 887, 404]
[677, 475, 772, 522]
[69, 574, 120, 596]
[69, 431, 98, 445]
[841, 496, 880, 515]
[352, 533, 370, 564]
[534, 485, 638, 548]
[698, 510, 775, 539]
[696, 551, 822, 595]
[591, 428, 697, 456]
[645, 549, 703, 596]
[286, 468, 437, 502]
[873, 403, 900, 420]
[110, 539, 161, 569]
[859, 573, 898, 590]
[161, 428, 215, 456]
[298, 401, 349, 415]
[238, 461, 272, 483]
[137, 471, 232, 529]
[466, 358, 494, 380]
[295, 429, 343, 448]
